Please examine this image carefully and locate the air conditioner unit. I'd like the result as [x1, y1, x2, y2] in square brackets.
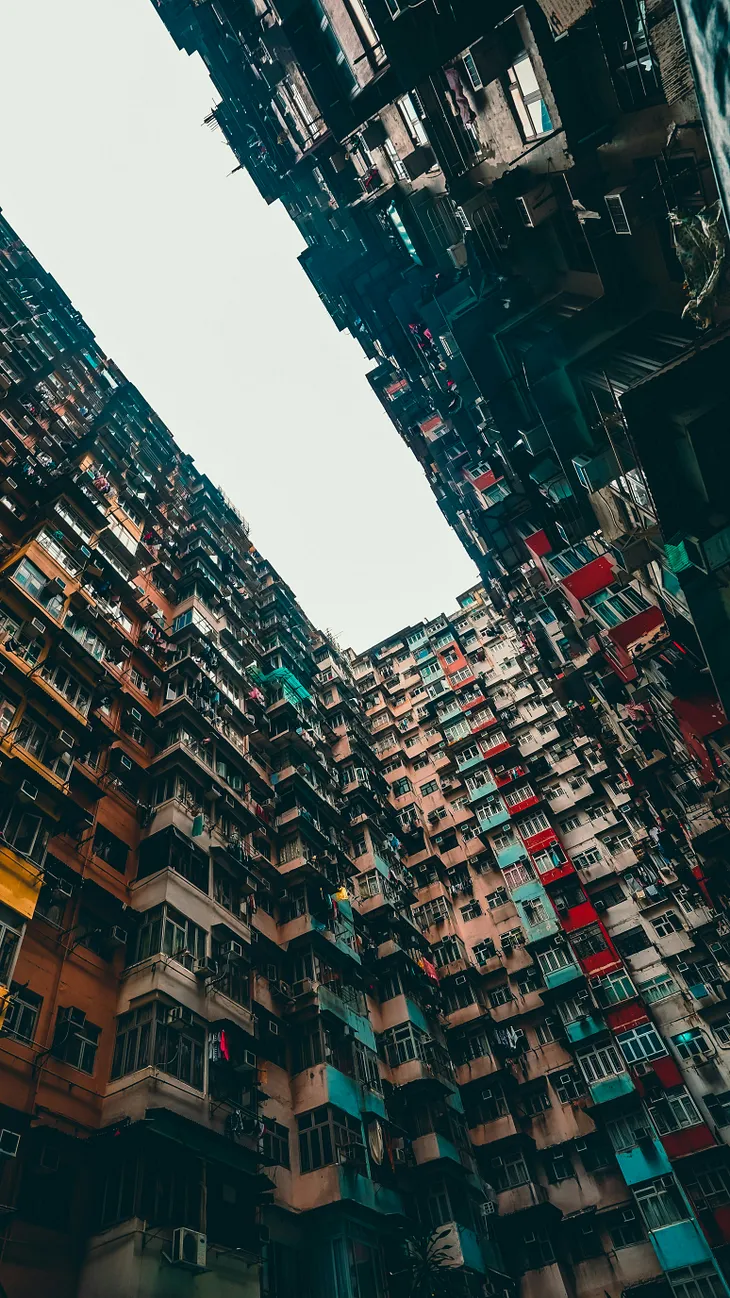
[58, 730, 75, 749]
[54, 877, 74, 898]
[594, 898, 607, 911]
[166, 1006, 195, 1030]
[555, 898, 568, 912]
[393, 1146, 408, 1164]
[604, 187, 643, 235]
[0, 1129, 21, 1158]
[491, 1155, 503, 1168]
[269, 1022, 280, 1036]
[292, 978, 314, 998]
[516, 181, 557, 229]
[54, 577, 66, 590]
[622, 1209, 637, 1223]
[119, 755, 133, 771]
[222, 940, 244, 960]
[235, 1049, 258, 1073]
[18, 780, 38, 803]
[130, 707, 142, 722]
[446, 241, 468, 269]
[455, 974, 468, 985]
[194, 956, 218, 980]
[30, 618, 46, 635]
[120, 645, 131, 658]
[170, 1227, 207, 1271]
[108, 925, 128, 946]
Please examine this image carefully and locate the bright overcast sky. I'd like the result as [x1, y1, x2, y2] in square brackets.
[0, 0, 477, 650]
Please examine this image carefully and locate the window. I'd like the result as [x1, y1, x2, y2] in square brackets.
[111, 1002, 204, 1089]
[298, 1106, 363, 1173]
[488, 887, 508, 910]
[2, 982, 42, 1043]
[685, 1168, 730, 1213]
[616, 1022, 667, 1065]
[473, 937, 496, 966]
[673, 1028, 712, 1062]
[634, 1182, 688, 1231]
[538, 945, 572, 976]
[652, 911, 683, 938]
[522, 897, 548, 927]
[560, 815, 581, 832]
[577, 1043, 624, 1084]
[1, 805, 49, 865]
[648, 1090, 702, 1135]
[578, 1133, 612, 1172]
[496, 1153, 530, 1190]
[420, 780, 439, 797]
[130, 904, 206, 972]
[519, 813, 550, 839]
[614, 926, 652, 957]
[547, 1148, 573, 1182]
[392, 777, 412, 798]
[52, 1011, 100, 1075]
[42, 664, 92, 715]
[520, 1085, 550, 1116]
[489, 984, 513, 1008]
[551, 1069, 584, 1103]
[0, 904, 23, 988]
[522, 1227, 555, 1269]
[573, 849, 604, 870]
[534, 1018, 556, 1046]
[13, 556, 63, 615]
[460, 899, 482, 922]
[606, 1207, 644, 1249]
[412, 756, 430, 771]
[595, 969, 635, 1005]
[261, 1119, 290, 1168]
[704, 1091, 730, 1127]
[668, 1264, 729, 1298]
[639, 972, 680, 1004]
[413, 896, 450, 929]
[93, 825, 128, 873]
[606, 1112, 652, 1151]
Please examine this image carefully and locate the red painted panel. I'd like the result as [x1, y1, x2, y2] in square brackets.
[607, 604, 667, 654]
[521, 828, 559, 852]
[712, 1207, 730, 1243]
[537, 862, 574, 886]
[652, 1055, 684, 1089]
[470, 711, 495, 731]
[605, 1002, 650, 1032]
[481, 739, 513, 759]
[524, 530, 552, 559]
[581, 950, 622, 977]
[561, 900, 598, 932]
[473, 470, 498, 491]
[662, 1125, 716, 1159]
[507, 794, 540, 816]
[561, 555, 616, 602]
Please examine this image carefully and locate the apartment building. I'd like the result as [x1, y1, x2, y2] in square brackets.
[0, 209, 522, 1298]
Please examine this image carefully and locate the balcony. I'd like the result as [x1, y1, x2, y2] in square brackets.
[545, 541, 616, 601]
[477, 801, 510, 832]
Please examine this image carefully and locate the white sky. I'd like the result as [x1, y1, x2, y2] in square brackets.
[0, 0, 477, 651]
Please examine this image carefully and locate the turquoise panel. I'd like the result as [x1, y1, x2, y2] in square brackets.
[404, 998, 430, 1033]
[566, 1015, 605, 1043]
[650, 1221, 713, 1271]
[616, 1139, 671, 1185]
[511, 881, 544, 903]
[589, 1073, 635, 1104]
[325, 1065, 386, 1119]
[459, 754, 487, 772]
[457, 1225, 486, 1273]
[478, 808, 510, 830]
[469, 783, 497, 804]
[447, 1091, 465, 1114]
[338, 1168, 404, 1216]
[496, 843, 528, 867]
[318, 987, 376, 1049]
[544, 962, 582, 989]
[434, 1135, 461, 1164]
